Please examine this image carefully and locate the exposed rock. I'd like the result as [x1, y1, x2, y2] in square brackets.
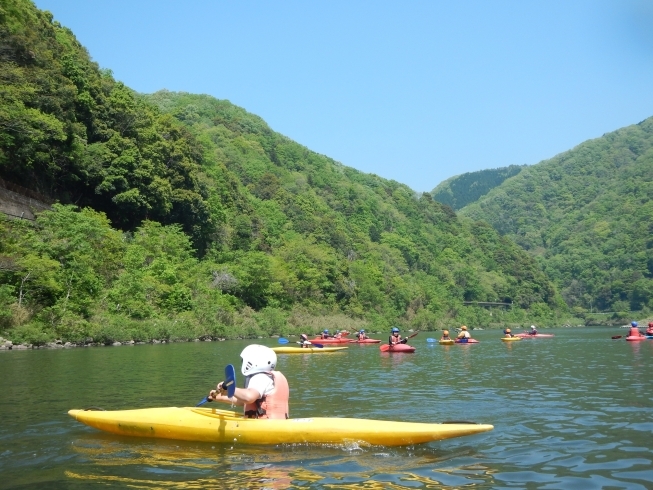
[152, 339, 160, 344]
[13, 344, 27, 350]
[112, 342, 122, 346]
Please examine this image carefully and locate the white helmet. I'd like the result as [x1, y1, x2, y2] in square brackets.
[240, 344, 277, 376]
[531, 325, 536, 329]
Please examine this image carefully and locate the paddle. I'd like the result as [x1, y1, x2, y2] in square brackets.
[611, 335, 623, 340]
[427, 338, 436, 342]
[196, 364, 237, 406]
[278, 338, 289, 344]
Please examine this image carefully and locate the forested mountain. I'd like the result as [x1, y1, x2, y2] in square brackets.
[432, 165, 525, 211]
[0, 0, 563, 345]
[461, 119, 653, 314]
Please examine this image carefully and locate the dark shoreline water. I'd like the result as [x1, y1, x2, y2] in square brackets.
[1, 327, 652, 489]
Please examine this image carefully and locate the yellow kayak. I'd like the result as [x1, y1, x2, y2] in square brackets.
[439, 339, 454, 345]
[501, 337, 522, 342]
[272, 346, 348, 354]
[68, 407, 493, 447]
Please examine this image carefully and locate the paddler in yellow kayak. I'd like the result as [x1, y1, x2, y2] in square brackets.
[503, 328, 516, 338]
[298, 333, 312, 348]
[440, 329, 452, 341]
[207, 345, 290, 419]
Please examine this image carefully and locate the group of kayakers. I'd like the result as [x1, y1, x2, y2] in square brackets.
[296, 329, 371, 348]
[204, 326, 404, 418]
[503, 325, 538, 338]
[439, 325, 472, 342]
[204, 322, 557, 419]
[628, 321, 653, 338]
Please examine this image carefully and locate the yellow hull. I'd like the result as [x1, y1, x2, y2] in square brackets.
[439, 339, 454, 345]
[272, 346, 348, 354]
[501, 337, 522, 342]
[68, 407, 493, 447]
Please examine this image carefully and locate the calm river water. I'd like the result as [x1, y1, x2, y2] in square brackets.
[1, 327, 652, 489]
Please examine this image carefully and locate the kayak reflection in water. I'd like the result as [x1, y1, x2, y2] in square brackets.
[503, 328, 516, 338]
[389, 327, 407, 345]
[456, 325, 472, 342]
[298, 333, 312, 348]
[208, 345, 290, 419]
[356, 329, 369, 341]
[440, 329, 451, 341]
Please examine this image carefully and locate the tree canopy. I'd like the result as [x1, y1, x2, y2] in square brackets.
[461, 118, 653, 315]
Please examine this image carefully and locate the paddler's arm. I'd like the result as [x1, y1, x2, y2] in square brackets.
[208, 384, 262, 406]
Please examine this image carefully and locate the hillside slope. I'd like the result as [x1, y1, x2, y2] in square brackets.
[432, 165, 525, 211]
[0, 0, 564, 344]
[461, 118, 653, 313]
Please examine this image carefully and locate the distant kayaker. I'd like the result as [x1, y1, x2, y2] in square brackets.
[628, 321, 643, 338]
[208, 344, 289, 419]
[457, 326, 471, 342]
[647, 322, 653, 336]
[503, 328, 516, 338]
[389, 327, 407, 345]
[356, 329, 369, 341]
[333, 331, 343, 339]
[298, 334, 312, 348]
[440, 329, 451, 341]
[320, 329, 330, 340]
[529, 325, 538, 335]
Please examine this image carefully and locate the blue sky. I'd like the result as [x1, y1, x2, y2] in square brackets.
[34, 0, 653, 191]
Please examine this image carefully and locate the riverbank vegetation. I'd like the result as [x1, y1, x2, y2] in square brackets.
[0, 0, 568, 345]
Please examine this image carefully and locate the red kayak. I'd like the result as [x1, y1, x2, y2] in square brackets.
[349, 339, 381, 344]
[516, 333, 555, 338]
[311, 338, 350, 344]
[454, 339, 479, 344]
[380, 343, 416, 353]
[626, 335, 647, 341]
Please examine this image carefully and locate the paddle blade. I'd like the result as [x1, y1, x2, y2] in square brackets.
[427, 338, 436, 343]
[380, 344, 391, 352]
[224, 364, 236, 398]
[278, 338, 289, 344]
[196, 396, 211, 407]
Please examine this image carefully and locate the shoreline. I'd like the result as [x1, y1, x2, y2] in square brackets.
[0, 324, 609, 351]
